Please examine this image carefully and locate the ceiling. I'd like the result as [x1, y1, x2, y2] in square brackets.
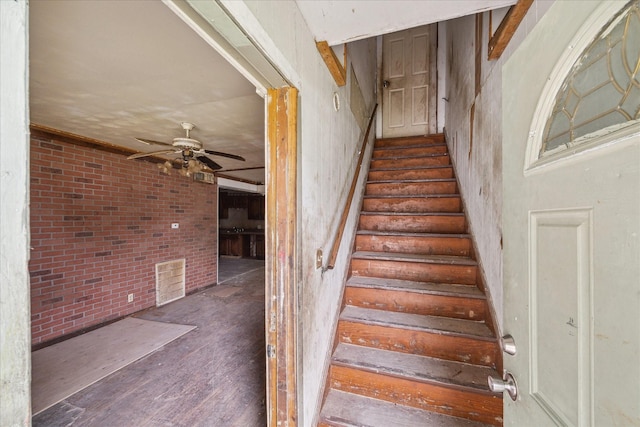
[295, 0, 517, 45]
[29, 0, 515, 184]
[29, 0, 265, 183]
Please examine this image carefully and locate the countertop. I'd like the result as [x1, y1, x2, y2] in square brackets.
[219, 228, 265, 235]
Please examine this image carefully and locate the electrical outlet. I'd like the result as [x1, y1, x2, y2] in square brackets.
[127, 293, 134, 303]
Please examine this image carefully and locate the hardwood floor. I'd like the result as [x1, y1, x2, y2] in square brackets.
[33, 258, 266, 427]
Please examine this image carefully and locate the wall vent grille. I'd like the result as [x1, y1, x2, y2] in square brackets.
[193, 172, 216, 184]
[155, 258, 185, 306]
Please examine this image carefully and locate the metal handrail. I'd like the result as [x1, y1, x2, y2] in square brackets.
[324, 103, 378, 270]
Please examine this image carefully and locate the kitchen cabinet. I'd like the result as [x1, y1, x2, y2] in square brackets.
[219, 233, 243, 257]
[242, 233, 265, 259]
[248, 195, 265, 220]
[219, 229, 264, 259]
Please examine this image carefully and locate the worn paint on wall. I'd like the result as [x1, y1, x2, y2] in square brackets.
[0, 0, 31, 424]
[220, 2, 378, 425]
[29, 134, 218, 345]
[443, 1, 555, 331]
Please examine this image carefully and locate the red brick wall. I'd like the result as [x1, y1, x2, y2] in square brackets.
[29, 132, 218, 345]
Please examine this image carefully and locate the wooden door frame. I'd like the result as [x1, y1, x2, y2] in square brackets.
[265, 87, 298, 426]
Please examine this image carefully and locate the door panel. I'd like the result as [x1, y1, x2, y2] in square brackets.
[382, 26, 434, 137]
[529, 210, 592, 425]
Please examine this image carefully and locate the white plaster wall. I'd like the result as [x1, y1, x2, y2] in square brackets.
[442, 0, 555, 332]
[220, 2, 377, 425]
[0, 0, 32, 424]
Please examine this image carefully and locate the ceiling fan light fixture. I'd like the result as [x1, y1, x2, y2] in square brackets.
[129, 121, 244, 174]
[158, 160, 172, 175]
[172, 137, 201, 150]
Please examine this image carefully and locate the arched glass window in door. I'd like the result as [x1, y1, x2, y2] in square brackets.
[540, 0, 639, 157]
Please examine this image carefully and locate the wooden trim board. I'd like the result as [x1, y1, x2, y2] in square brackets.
[488, 0, 534, 60]
[316, 41, 347, 86]
[266, 87, 299, 426]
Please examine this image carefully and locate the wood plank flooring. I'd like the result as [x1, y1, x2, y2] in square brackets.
[33, 258, 266, 427]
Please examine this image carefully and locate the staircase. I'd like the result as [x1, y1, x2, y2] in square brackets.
[318, 134, 503, 427]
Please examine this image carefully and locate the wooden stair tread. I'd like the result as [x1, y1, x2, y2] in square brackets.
[363, 194, 460, 199]
[333, 343, 496, 393]
[360, 211, 464, 217]
[372, 153, 449, 161]
[373, 141, 447, 151]
[352, 250, 477, 266]
[341, 306, 495, 340]
[356, 230, 470, 239]
[320, 389, 492, 427]
[376, 134, 445, 145]
[346, 276, 485, 299]
[370, 164, 452, 171]
[367, 178, 456, 184]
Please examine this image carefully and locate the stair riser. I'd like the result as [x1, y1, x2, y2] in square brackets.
[365, 181, 457, 196]
[344, 287, 487, 320]
[373, 145, 447, 158]
[329, 365, 503, 426]
[351, 259, 477, 285]
[362, 197, 461, 213]
[359, 215, 466, 233]
[375, 135, 445, 148]
[368, 167, 454, 181]
[371, 156, 449, 169]
[355, 234, 471, 256]
[338, 321, 498, 367]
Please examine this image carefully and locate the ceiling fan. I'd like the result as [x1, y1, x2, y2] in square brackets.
[127, 122, 245, 174]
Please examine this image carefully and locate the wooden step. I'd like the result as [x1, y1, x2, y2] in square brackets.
[362, 195, 461, 213]
[359, 212, 467, 233]
[319, 389, 495, 427]
[355, 231, 471, 256]
[370, 154, 450, 169]
[375, 134, 445, 148]
[373, 143, 448, 158]
[368, 165, 454, 181]
[320, 133, 502, 426]
[347, 276, 485, 298]
[365, 179, 457, 196]
[350, 251, 477, 285]
[330, 344, 502, 424]
[338, 306, 498, 367]
[345, 276, 486, 320]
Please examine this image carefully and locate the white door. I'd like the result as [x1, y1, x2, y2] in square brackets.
[502, 1, 640, 426]
[381, 25, 435, 138]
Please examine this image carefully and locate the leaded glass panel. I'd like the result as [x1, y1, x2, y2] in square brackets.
[540, 0, 640, 157]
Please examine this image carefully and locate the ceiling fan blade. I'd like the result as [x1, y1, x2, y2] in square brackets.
[127, 149, 177, 160]
[203, 150, 245, 161]
[196, 155, 222, 170]
[134, 137, 174, 147]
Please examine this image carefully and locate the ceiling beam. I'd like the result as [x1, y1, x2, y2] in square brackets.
[316, 41, 347, 86]
[488, 0, 534, 60]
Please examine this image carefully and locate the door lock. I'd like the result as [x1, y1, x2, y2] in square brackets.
[382, 80, 390, 88]
[488, 371, 518, 401]
[501, 334, 517, 355]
